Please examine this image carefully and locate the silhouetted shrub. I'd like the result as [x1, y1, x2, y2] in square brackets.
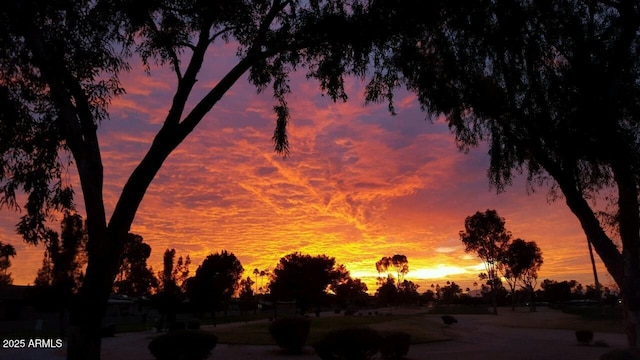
[575, 330, 594, 345]
[380, 331, 411, 359]
[268, 317, 311, 353]
[313, 327, 382, 360]
[441, 315, 457, 325]
[148, 330, 217, 360]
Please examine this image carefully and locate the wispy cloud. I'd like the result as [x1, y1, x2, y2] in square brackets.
[1, 48, 610, 292]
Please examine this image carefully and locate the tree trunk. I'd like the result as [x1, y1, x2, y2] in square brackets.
[67, 308, 104, 360]
[528, 286, 536, 312]
[490, 283, 498, 315]
[510, 286, 516, 311]
[554, 156, 637, 346]
[614, 161, 640, 347]
[67, 265, 113, 360]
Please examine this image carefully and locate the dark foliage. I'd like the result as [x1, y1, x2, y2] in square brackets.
[34, 213, 86, 292]
[0, 242, 16, 286]
[113, 233, 158, 297]
[270, 252, 349, 314]
[154, 249, 191, 330]
[368, 0, 640, 344]
[331, 277, 369, 309]
[376, 255, 409, 284]
[313, 327, 382, 360]
[148, 330, 218, 360]
[375, 276, 398, 307]
[186, 250, 243, 314]
[460, 209, 511, 314]
[540, 279, 581, 304]
[379, 331, 411, 360]
[268, 317, 311, 353]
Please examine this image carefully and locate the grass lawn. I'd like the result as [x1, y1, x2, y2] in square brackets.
[212, 313, 450, 345]
[558, 304, 625, 333]
[427, 305, 493, 315]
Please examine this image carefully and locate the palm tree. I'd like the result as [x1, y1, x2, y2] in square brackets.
[259, 269, 270, 294]
[253, 268, 259, 294]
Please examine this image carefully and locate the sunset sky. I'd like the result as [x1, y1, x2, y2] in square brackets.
[0, 42, 613, 293]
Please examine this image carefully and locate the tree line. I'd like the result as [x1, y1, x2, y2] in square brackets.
[8, 210, 618, 332]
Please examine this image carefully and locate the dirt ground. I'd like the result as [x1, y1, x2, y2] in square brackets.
[0, 307, 631, 360]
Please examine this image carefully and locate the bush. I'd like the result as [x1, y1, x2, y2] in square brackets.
[148, 330, 218, 360]
[441, 315, 457, 325]
[575, 330, 594, 345]
[380, 331, 411, 360]
[313, 327, 382, 360]
[268, 317, 311, 353]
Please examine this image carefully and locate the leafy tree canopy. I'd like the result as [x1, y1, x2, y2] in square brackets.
[365, 0, 637, 300]
[270, 252, 348, 313]
[186, 250, 243, 312]
[34, 212, 86, 293]
[460, 209, 512, 314]
[460, 209, 511, 266]
[501, 239, 543, 288]
[375, 254, 409, 284]
[113, 233, 158, 297]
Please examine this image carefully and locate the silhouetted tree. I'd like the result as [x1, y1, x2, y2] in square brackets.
[153, 248, 190, 330]
[253, 268, 260, 294]
[33, 213, 87, 336]
[157, 249, 191, 295]
[0, 242, 16, 286]
[584, 284, 602, 301]
[330, 277, 368, 309]
[375, 254, 409, 286]
[397, 280, 420, 305]
[460, 210, 511, 314]
[238, 276, 256, 314]
[34, 213, 86, 290]
[540, 279, 580, 304]
[259, 269, 270, 294]
[187, 250, 243, 316]
[269, 253, 348, 314]
[440, 281, 462, 305]
[375, 275, 397, 307]
[420, 290, 436, 305]
[500, 239, 544, 311]
[113, 233, 157, 297]
[361, 0, 640, 344]
[0, 1, 393, 357]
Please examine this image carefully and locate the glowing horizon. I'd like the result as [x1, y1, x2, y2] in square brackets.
[0, 49, 613, 294]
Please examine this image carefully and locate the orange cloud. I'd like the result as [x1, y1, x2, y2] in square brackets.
[1, 49, 612, 295]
